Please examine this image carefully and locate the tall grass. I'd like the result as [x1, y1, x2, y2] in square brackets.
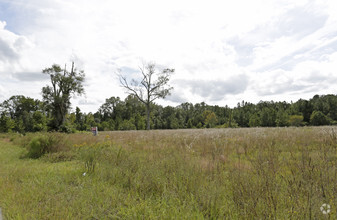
[0, 127, 336, 218]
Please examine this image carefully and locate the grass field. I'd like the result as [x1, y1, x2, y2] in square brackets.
[1, 127, 337, 219]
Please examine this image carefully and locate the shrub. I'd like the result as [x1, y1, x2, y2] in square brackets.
[27, 136, 53, 158]
[310, 111, 330, 126]
[25, 133, 66, 159]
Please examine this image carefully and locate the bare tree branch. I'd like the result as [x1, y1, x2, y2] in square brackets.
[118, 62, 174, 130]
[119, 74, 146, 104]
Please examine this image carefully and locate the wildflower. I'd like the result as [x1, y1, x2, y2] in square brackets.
[83, 172, 86, 176]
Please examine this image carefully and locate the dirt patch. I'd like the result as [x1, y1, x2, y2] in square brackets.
[1, 138, 11, 143]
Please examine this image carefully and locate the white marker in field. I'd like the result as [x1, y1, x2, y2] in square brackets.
[320, 203, 331, 214]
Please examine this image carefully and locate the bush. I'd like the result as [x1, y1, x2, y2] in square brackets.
[27, 136, 52, 158]
[26, 133, 66, 159]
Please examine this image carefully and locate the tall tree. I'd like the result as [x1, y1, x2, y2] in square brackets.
[42, 62, 85, 130]
[119, 62, 174, 130]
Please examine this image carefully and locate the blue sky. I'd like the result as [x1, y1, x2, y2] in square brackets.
[1, 0, 337, 113]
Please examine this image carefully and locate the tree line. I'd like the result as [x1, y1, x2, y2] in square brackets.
[0, 62, 336, 133]
[1, 93, 337, 133]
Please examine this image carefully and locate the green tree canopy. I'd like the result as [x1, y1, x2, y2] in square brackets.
[310, 111, 330, 126]
[288, 115, 304, 127]
[42, 62, 85, 131]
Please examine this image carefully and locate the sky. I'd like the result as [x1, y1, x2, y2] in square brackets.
[0, 0, 337, 113]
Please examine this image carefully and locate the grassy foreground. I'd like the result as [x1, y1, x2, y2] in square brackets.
[1, 127, 337, 219]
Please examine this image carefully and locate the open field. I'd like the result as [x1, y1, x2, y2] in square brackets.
[1, 127, 337, 219]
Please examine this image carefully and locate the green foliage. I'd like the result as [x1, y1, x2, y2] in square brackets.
[79, 146, 98, 173]
[186, 119, 193, 128]
[2, 128, 337, 218]
[288, 115, 304, 126]
[42, 62, 85, 131]
[203, 110, 217, 128]
[84, 113, 96, 130]
[119, 63, 174, 130]
[41, 151, 75, 163]
[0, 113, 15, 132]
[294, 99, 312, 123]
[3, 94, 337, 133]
[260, 107, 276, 127]
[249, 113, 261, 127]
[58, 115, 77, 133]
[23, 133, 69, 159]
[59, 122, 76, 133]
[135, 114, 146, 130]
[168, 115, 179, 129]
[276, 109, 289, 127]
[119, 120, 136, 130]
[0, 95, 44, 133]
[26, 135, 55, 158]
[219, 121, 239, 128]
[32, 111, 47, 132]
[310, 110, 330, 126]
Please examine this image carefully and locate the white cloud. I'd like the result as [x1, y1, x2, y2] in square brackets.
[0, 20, 33, 71]
[251, 51, 337, 102]
[0, 0, 337, 112]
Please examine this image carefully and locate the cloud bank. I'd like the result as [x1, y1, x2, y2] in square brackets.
[0, 0, 336, 112]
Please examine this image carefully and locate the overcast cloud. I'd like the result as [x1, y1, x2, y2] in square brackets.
[0, 0, 337, 112]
